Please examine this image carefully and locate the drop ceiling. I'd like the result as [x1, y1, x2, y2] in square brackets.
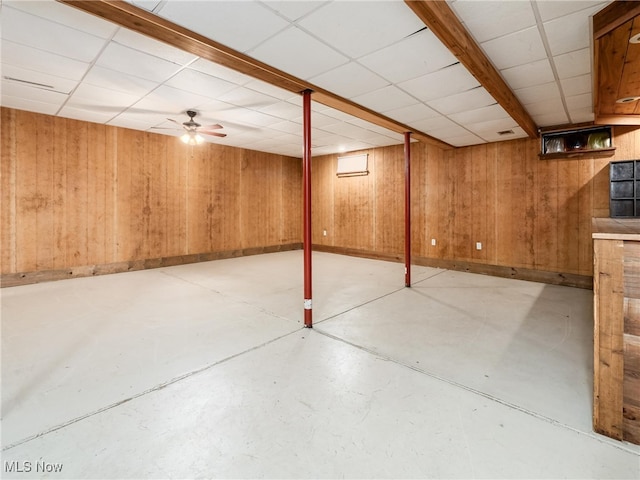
[0, 0, 612, 157]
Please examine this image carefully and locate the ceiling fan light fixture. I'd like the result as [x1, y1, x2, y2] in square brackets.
[630, 33, 640, 44]
[616, 96, 640, 104]
[181, 131, 204, 145]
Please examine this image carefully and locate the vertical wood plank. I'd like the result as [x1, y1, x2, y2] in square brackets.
[1, 108, 17, 274]
[593, 238, 625, 439]
[15, 110, 38, 272]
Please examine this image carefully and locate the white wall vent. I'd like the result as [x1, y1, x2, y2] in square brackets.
[336, 153, 368, 177]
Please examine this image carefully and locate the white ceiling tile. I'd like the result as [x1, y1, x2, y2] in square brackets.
[532, 111, 570, 127]
[66, 83, 142, 114]
[256, 101, 302, 120]
[443, 134, 486, 147]
[566, 93, 592, 111]
[309, 62, 389, 99]
[536, 1, 607, 22]
[2, 6, 107, 63]
[157, 0, 289, 53]
[83, 66, 156, 97]
[428, 124, 470, 139]
[352, 85, 417, 113]
[188, 59, 253, 86]
[480, 26, 547, 70]
[427, 87, 496, 115]
[226, 109, 281, 128]
[398, 63, 479, 102]
[569, 108, 595, 124]
[97, 43, 183, 83]
[249, 26, 348, 80]
[108, 115, 160, 131]
[311, 112, 350, 128]
[358, 29, 457, 83]
[243, 79, 293, 101]
[1, 77, 69, 105]
[2, 64, 77, 95]
[411, 116, 458, 133]
[6, 0, 118, 38]
[500, 59, 555, 90]
[270, 120, 304, 135]
[1, 40, 90, 82]
[128, 1, 163, 12]
[480, 129, 528, 142]
[450, 0, 536, 43]
[514, 81, 561, 105]
[1, 94, 61, 116]
[112, 29, 197, 66]
[261, 1, 328, 21]
[449, 104, 510, 125]
[321, 122, 373, 139]
[298, 1, 424, 58]
[57, 107, 117, 124]
[543, 6, 602, 56]
[466, 117, 520, 136]
[560, 74, 592, 97]
[384, 103, 440, 124]
[166, 69, 239, 99]
[134, 85, 212, 115]
[554, 48, 591, 79]
[364, 134, 404, 148]
[524, 97, 565, 116]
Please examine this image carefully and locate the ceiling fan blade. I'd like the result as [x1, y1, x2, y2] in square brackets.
[202, 123, 223, 130]
[199, 128, 225, 135]
[203, 132, 227, 138]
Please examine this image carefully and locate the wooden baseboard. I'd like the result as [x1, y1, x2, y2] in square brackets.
[2, 243, 593, 290]
[313, 245, 593, 289]
[1, 243, 303, 288]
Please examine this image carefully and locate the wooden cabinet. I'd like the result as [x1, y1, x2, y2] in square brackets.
[592, 218, 640, 445]
[540, 126, 614, 159]
[610, 160, 640, 217]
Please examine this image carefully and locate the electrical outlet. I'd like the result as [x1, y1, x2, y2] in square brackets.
[323, 230, 327, 236]
[431, 238, 436, 246]
[476, 242, 482, 250]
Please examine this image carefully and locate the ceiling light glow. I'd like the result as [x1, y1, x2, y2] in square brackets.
[181, 131, 204, 145]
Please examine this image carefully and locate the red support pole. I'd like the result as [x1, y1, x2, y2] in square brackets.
[404, 132, 411, 288]
[303, 90, 313, 327]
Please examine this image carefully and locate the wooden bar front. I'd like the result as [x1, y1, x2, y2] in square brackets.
[592, 218, 640, 444]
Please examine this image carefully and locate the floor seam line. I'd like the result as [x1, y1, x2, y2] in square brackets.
[1, 328, 302, 452]
[312, 328, 640, 457]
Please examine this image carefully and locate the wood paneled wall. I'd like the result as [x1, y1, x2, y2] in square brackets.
[312, 127, 640, 279]
[1, 108, 302, 277]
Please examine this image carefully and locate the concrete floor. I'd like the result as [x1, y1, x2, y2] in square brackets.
[1, 251, 639, 479]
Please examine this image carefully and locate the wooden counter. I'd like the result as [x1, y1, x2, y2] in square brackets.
[592, 218, 640, 445]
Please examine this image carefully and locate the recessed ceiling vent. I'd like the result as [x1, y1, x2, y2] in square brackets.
[497, 129, 515, 136]
[3, 76, 68, 94]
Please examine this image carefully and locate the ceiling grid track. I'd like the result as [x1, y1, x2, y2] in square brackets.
[530, 1, 573, 126]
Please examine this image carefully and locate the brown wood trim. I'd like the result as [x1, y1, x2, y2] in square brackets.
[313, 245, 593, 289]
[593, 0, 640, 39]
[1, 243, 303, 287]
[57, 0, 451, 150]
[404, 0, 539, 139]
[595, 115, 640, 126]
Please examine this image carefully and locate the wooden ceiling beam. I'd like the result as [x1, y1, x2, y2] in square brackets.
[57, 0, 451, 149]
[404, 0, 539, 139]
[593, 0, 640, 39]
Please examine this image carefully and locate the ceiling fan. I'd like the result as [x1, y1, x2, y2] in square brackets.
[165, 110, 226, 145]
